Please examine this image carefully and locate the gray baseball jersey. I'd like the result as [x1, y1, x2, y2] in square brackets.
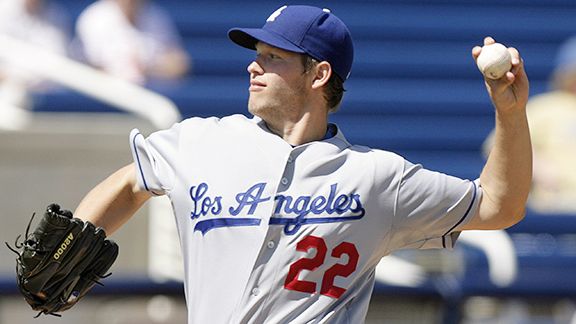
[130, 114, 481, 323]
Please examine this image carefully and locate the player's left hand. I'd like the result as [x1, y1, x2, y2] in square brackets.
[5, 204, 119, 317]
[472, 37, 529, 114]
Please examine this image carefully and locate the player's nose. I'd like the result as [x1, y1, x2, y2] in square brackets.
[247, 60, 263, 76]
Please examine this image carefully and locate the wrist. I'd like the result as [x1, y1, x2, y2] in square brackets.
[494, 104, 528, 121]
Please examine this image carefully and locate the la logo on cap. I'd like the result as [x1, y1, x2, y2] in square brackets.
[266, 5, 287, 22]
[266, 6, 331, 22]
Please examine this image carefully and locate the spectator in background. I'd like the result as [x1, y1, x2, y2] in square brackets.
[0, 0, 71, 130]
[75, 0, 191, 85]
[484, 36, 576, 214]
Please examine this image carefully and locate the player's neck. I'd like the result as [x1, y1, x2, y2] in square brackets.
[265, 112, 328, 146]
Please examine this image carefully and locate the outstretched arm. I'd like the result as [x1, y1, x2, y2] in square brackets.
[74, 163, 152, 235]
[463, 37, 532, 230]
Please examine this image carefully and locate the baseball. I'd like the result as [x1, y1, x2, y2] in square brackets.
[476, 43, 512, 79]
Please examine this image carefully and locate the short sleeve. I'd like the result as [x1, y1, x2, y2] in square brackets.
[389, 161, 481, 250]
[129, 124, 181, 195]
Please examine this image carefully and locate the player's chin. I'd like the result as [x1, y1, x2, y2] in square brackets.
[248, 95, 279, 119]
[248, 98, 263, 116]
[248, 104, 273, 122]
[247, 100, 257, 115]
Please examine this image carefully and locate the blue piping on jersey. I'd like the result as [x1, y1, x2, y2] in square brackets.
[131, 132, 150, 192]
[195, 218, 262, 235]
[131, 132, 162, 196]
[441, 182, 478, 248]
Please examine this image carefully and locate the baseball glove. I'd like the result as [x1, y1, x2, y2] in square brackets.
[5, 203, 119, 317]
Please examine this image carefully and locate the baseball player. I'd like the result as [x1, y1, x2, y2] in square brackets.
[72, 5, 531, 323]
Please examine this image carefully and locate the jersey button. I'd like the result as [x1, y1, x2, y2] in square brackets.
[251, 287, 260, 296]
[267, 241, 275, 249]
[281, 177, 289, 185]
[287, 156, 293, 163]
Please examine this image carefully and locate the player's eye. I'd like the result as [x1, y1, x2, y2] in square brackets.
[254, 51, 282, 63]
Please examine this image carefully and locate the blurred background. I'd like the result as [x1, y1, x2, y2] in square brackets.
[2, 0, 576, 323]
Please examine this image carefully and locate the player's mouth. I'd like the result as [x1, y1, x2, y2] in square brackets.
[249, 80, 266, 91]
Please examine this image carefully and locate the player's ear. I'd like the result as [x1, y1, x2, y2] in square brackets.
[311, 61, 332, 89]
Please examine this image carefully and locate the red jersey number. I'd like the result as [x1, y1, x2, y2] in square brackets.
[284, 235, 359, 298]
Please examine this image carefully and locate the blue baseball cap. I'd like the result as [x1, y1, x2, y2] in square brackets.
[228, 5, 354, 81]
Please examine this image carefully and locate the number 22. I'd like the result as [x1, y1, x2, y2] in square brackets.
[284, 235, 359, 298]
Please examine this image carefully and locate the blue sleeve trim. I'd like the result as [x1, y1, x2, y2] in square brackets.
[441, 181, 478, 248]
